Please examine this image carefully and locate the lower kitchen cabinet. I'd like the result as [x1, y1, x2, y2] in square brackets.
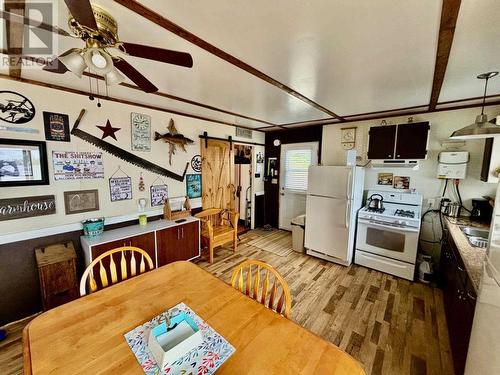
[440, 231, 477, 375]
[157, 221, 199, 266]
[90, 232, 156, 268]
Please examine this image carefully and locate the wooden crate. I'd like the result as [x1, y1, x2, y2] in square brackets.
[35, 241, 79, 311]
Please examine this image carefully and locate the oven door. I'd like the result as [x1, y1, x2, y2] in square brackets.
[356, 218, 419, 263]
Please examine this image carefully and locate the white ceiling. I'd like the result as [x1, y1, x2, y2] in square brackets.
[1, 0, 500, 130]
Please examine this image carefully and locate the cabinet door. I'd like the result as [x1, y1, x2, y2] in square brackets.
[90, 232, 156, 267]
[180, 221, 200, 260]
[156, 222, 200, 267]
[395, 122, 429, 159]
[367, 125, 396, 159]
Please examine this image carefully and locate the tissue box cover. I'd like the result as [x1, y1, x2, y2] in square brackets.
[125, 303, 235, 375]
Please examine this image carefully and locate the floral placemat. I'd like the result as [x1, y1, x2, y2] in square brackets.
[124, 303, 235, 375]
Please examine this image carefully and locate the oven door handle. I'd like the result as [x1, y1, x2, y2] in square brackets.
[359, 219, 420, 233]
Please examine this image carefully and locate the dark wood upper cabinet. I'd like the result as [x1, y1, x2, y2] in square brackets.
[367, 125, 396, 159]
[395, 122, 430, 159]
[367, 122, 429, 160]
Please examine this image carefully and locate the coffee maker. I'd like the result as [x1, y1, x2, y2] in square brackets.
[470, 198, 493, 223]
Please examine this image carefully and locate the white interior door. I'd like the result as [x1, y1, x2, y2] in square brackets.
[279, 142, 319, 230]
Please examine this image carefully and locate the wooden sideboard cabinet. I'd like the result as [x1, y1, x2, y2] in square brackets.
[81, 217, 200, 270]
[89, 232, 156, 267]
[157, 221, 200, 266]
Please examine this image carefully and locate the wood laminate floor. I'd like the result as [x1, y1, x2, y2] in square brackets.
[0, 230, 454, 375]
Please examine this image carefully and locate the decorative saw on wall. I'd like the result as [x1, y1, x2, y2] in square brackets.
[154, 119, 194, 165]
[71, 109, 188, 181]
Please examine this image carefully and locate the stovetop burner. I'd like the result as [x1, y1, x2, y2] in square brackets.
[395, 209, 415, 218]
[366, 207, 385, 213]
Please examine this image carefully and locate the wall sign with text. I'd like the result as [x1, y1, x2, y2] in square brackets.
[0, 195, 56, 221]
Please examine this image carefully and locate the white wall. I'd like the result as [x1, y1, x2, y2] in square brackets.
[0, 79, 264, 237]
[322, 105, 499, 258]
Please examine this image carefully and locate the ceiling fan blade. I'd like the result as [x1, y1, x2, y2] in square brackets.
[64, 0, 98, 30]
[113, 58, 158, 93]
[42, 49, 79, 74]
[0, 10, 71, 36]
[119, 42, 193, 68]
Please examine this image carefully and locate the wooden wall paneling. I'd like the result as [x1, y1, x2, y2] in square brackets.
[201, 139, 235, 210]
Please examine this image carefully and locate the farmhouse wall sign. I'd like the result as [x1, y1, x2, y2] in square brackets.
[0, 195, 56, 221]
[71, 109, 188, 181]
[0, 91, 36, 124]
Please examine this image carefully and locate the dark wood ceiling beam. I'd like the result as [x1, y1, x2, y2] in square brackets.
[429, 0, 462, 110]
[2, 52, 278, 127]
[4, 1, 25, 78]
[0, 73, 265, 132]
[114, 0, 344, 120]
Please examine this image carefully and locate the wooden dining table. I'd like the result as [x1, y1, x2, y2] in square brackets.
[24, 261, 365, 374]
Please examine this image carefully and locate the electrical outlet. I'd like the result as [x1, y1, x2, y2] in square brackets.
[426, 198, 441, 210]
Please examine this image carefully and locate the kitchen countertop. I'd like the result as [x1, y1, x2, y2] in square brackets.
[444, 216, 490, 291]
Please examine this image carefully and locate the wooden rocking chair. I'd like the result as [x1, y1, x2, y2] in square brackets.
[195, 208, 239, 263]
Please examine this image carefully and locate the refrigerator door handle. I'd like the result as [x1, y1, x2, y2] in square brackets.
[346, 168, 352, 199]
[345, 200, 350, 228]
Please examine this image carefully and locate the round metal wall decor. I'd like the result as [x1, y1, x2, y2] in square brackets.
[191, 154, 202, 172]
[0, 91, 36, 124]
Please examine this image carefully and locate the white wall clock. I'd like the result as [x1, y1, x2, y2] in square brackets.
[131, 112, 151, 151]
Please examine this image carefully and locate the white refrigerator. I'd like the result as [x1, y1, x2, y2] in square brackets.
[465, 182, 500, 374]
[304, 166, 364, 266]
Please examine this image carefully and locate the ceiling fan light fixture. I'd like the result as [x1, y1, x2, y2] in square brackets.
[450, 71, 500, 139]
[59, 50, 86, 78]
[83, 48, 113, 74]
[105, 67, 125, 86]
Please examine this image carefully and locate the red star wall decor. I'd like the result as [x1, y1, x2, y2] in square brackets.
[97, 120, 121, 140]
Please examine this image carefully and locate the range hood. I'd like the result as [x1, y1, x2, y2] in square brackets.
[371, 159, 420, 170]
[450, 72, 500, 139]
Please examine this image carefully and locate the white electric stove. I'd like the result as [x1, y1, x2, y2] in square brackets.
[355, 190, 423, 280]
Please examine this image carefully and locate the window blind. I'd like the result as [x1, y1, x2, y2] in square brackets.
[284, 148, 313, 191]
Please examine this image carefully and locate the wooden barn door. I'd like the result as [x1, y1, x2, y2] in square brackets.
[201, 139, 235, 210]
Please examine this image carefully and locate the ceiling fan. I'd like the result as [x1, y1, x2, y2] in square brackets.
[36, 0, 193, 93]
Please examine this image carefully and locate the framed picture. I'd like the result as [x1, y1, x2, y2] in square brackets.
[186, 174, 202, 199]
[64, 189, 99, 215]
[43, 111, 70, 142]
[393, 176, 410, 190]
[150, 184, 168, 207]
[109, 177, 133, 202]
[0, 139, 49, 187]
[267, 157, 278, 177]
[377, 173, 393, 186]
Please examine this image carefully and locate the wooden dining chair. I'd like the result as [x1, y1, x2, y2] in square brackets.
[230, 259, 292, 318]
[79, 246, 154, 296]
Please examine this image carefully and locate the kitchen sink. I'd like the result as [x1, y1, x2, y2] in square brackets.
[460, 226, 490, 248]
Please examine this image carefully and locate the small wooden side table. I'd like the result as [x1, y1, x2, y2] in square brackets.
[35, 241, 79, 311]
